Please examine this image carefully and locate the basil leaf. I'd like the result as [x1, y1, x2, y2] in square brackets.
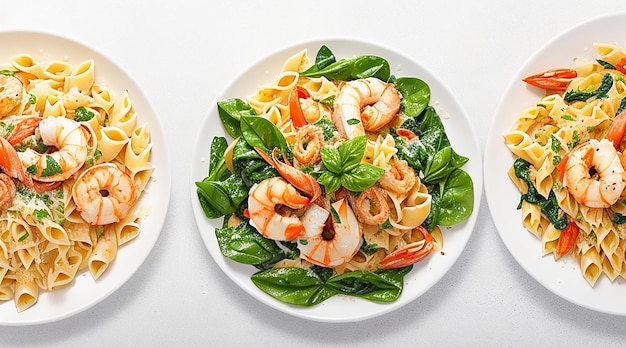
[395, 77, 430, 117]
[340, 164, 384, 192]
[319, 146, 342, 173]
[338, 135, 366, 171]
[217, 98, 257, 138]
[317, 171, 341, 194]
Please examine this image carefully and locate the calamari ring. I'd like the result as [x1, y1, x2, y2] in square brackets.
[378, 158, 417, 196]
[293, 124, 324, 165]
[355, 186, 390, 225]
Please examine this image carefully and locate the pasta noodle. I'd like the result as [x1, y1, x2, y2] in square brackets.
[0, 54, 153, 312]
[505, 42, 626, 286]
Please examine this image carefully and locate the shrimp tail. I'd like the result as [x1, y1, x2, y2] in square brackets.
[6, 117, 42, 146]
[0, 136, 34, 187]
[255, 147, 321, 202]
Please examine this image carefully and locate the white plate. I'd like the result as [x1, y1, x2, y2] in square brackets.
[485, 13, 626, 315]
[0, 31, 171, 325]
[190, 37, 482, 322]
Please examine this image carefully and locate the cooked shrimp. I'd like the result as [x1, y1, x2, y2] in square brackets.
[332, 77, 401, 139]
[559, 138, 626, 208]
[255, 147, 321, 202]
[6, 116, 41, 146]
[355, 186, 390, 225]
[298, 198, 362, 267]
[18, 117, 88, 182]
[0, 173, 16, 210]
[247, 176, 310, 241]
[0, 75, 23, 118]
[378, 158, 417, 196]
[293, 124, 324, 165]
[72, 163, 138, 225]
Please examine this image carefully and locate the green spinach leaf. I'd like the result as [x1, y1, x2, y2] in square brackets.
[217, 98, 257, 138]
[395, 77, 430, 117]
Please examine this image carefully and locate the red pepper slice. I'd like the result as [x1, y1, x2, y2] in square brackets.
[522, 68, 577, 91]
[556, 220, 578, 258]
[288, 86, 310, 129]
[615, 57, 626, 75]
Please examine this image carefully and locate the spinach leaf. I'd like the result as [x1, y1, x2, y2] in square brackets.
[423, 146, 469, 183]
[327, 267, 411, 302]
[250, 265, 411, 306]
[563, 73, 613, 102]
[196, 174, 248, 219]
[433, 169, 474, 226]
[240, 115, 289, 155]
[196, 180, 235, 219]
[207, 137, 230, 181]
[215, 221, 288, 265]
[300, 53, 390, 82]
[300, 45, 336, 76]
[251, 267, 337, 306]
[395, 77, 430, 117]
[513, 158, 567, 229]
[217, 98, 257, 138]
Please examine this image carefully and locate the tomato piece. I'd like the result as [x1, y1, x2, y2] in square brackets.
[288, 86, 310, 129]
[522, 68, 577, 91]
[615, 57, 626, 75]
[556, 220, 578, 258]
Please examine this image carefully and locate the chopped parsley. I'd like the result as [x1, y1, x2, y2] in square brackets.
[17, 232, 29, 242]
[74, 106, 95, 122]
[40, 155, 63, 177]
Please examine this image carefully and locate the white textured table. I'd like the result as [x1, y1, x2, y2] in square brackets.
[2, 1, 626, 346]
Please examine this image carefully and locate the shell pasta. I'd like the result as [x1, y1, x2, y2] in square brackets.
[0, 54, 153, 312]
[505, 42, 626, 286]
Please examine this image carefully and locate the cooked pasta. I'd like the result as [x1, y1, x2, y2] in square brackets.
[505, 42, 626, 286]
[0, 53, 153, 312]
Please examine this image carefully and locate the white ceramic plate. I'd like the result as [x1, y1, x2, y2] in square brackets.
[191, 37, 482, 323]
[0, 31, 171, 325]
[485, 13, 626, 315]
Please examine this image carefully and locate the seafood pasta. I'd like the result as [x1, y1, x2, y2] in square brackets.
[197, 46, 474, 305]
[505, 43, 626, 286]
[0, 54, 153, 311]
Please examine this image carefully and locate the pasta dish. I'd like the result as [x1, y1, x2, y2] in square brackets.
[505, 43, 626, 286]
[0, 53, 153, 311]
[196, 46, 474, 305]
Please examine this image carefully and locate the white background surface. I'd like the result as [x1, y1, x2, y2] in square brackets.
[2, 0, 626, 346]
